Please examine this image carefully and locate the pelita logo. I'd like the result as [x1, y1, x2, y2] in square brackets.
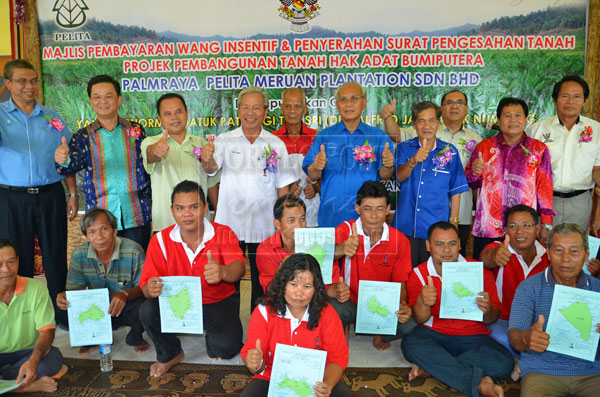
[53, 0, 89, 28]
[278, 0, 321, 33]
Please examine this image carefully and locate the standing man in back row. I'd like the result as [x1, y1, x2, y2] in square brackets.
[527, 75, 600, 235]
[303, 82, 394, 227]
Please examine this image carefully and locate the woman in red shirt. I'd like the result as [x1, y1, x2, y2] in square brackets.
[241, 253, 350, 397]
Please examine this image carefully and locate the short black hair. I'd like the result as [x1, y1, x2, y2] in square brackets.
[503, 204, 539, 227]
[87, 75, 121, 97]
[427, 221, 459, 241]
[0, 238, 18, 257]
[3, 59, 36, 80]
[440, 90, 468, 106]
[157, 93, 187, 114]
[81, 208, 118, 235]
[273, 195, 306, 221]
[496, 97, 528, 119]
[552, 75, 589, 102]
[412, 101, 441, 122]
[171, 180, 205, 205]
[356, 181, 389, 205]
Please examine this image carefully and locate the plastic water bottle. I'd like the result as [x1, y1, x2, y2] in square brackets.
[99, 344, 113, 372]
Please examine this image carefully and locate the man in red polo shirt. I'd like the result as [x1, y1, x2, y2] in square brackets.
[256, 195, 340, 293]
[272, 88, 320, 226]
[480, 204, 551, 358]
[139, 181, 245, 378]
[329, 181, 414, 351]
[401, 221, 513, 397]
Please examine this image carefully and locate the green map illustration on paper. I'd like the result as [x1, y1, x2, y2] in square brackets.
[278, 375, 312, 397]
[559, 302, 592, 341]
[367, 296, 390, 317]
[454, 282, 475, 298]
[305, 242, 327, 267]
[167, 287, 192, 319]
[78, 304, 105, 323]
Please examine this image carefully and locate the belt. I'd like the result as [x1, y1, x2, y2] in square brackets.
[552, 189, 591, 199]
[0, 182, 60, 194]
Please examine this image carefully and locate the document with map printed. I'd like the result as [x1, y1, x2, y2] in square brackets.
[546, 284, 600, 361]
[66, 288, 112, 346]
[583, 235, 600, 275]
[158, 276, 203, 334]
[355, 280, 401, 335]
[268, 344, 326, 397]
[440, 261, 484, 322]
[295, 228, 335, 284]
[0, 379, 23, 395]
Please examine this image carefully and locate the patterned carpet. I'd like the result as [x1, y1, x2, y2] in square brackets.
[7, 358, 521, 396]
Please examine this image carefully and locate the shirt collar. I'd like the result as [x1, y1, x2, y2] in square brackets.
[14, 275, 28, 295]
[170, 218, 215, 248]
[495, 132, 527, 146]
[6, 97, 42, 117]
[355, 218, 389, 242]
[557, 115, 581, 127]
[87, 236, 122, 262]
[333, 120, 368, 135]
[544, 266, 590, 288]
[508, 239, 546, 258]
[89, 116, 132, 134]
[426, 254, 467, 278]
[283, 304, 310, 322]
[231, 127, 268, 142]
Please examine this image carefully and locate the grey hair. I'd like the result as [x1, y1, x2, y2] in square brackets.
[238, 86, 269, 108]
[281, 87, 306, 103]
[334, 81, 367, 99]
[548, 223, 588, 251]
[80, 208, 118, 235]
[411, 101, 441, 122]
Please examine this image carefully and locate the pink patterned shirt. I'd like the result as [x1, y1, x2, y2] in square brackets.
[465, 133, 554, 238]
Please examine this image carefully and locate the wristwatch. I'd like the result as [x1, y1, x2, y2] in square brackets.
[449, 217, 460, 223]
[542, 223, 553, 231]
[68, 193, 78, 198]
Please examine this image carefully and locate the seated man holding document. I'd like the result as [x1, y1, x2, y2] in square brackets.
[401, 222, 514, 397]
[328, 181, 415, 351]
[508, 223, 600, 396]
[241, 253, 351, 397]
[55, 208, 148, 355]
[139, 181, 245, 377]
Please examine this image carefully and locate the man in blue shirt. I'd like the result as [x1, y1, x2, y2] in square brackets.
[392, 101, 468, 268]
[508, 223, 600, 396]
[303, 82, 394, 227]
[0, 59, 77, 327]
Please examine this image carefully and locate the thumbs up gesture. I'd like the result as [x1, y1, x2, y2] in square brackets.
[420, 276, 437, 307]
[379, 98, 397, 121]
[472, 151, 485, 175]
[335, 276, 350, 303]
[382, 141, 394, 169]
[151, 130, 170, 160]
[303, 178, 316, 199]
[289, 179, 302, 197]
[412, 138, 432, 164]
[203, 250, 223, 284]
[344, 222, 360, 258]
[492, 235, 512, 268]
[527, 314, 550, 352]
[245, 339, 264, 373]
[313, 144, 328, 171]
[201, 139, 215, 167]
[55, 136, 70, 164]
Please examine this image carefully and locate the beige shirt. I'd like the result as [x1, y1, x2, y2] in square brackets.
[526, 115, 600, 191]
[141, 131, 220, 231]
[400, 123, 482, 224]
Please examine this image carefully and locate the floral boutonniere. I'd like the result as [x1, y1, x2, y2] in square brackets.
[44, 116, 65, 131]
[352, 140, 376, 170]
[185, 145, 202, 160]
[127, 125, 142, 146]
[433, 144, 454, 169]
[458, 138, 477, 154]
[521, 145, 540, 168]
[579, 126, 593, 144]
[264, 144, 280, 173]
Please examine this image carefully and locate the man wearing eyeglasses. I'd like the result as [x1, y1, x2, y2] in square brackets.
[381, 90, 481, 256]
[480, 205, 551, 366]
[303, 82, 394, 227]
[0, 59, 77, 328]
[272, 88, 319, 227]
[201, 86, 295, 312]
[527, 76, 600, 236]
